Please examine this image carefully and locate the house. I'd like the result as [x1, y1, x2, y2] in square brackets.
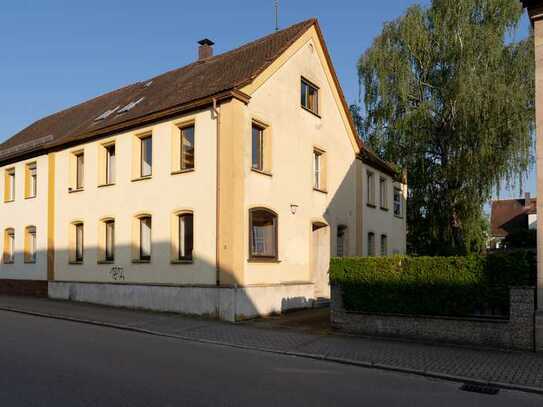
[0, 19, 406, 320]
[489, 193, 537, 249]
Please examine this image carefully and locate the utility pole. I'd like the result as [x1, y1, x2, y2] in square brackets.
[275, 0, 279, 31]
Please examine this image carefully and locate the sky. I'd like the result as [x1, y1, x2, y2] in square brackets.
[0, 0, 533, 204]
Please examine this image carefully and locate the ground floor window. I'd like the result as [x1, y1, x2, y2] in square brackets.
[249, 208, 278, 260]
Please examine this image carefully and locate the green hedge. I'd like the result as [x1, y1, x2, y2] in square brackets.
[329, 251, 535, 317]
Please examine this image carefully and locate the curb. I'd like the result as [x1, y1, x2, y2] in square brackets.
[1, 305, 542, 396]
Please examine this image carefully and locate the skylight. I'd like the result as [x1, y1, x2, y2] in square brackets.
[94, 106, 120, 121]
[118, 97, 145, 114]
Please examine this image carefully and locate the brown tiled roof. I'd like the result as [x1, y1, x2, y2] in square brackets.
[0, 19, 316, 164]
[490, 197, 537, 237]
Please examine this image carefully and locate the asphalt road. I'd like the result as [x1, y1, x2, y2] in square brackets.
[0, 310, 541, 406]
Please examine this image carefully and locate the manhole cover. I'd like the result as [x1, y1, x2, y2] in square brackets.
[459, 383, 500, 395]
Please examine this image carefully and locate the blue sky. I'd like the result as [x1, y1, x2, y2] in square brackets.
[0, 0, 532, 203]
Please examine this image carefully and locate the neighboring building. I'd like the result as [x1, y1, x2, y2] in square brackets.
[489, 193, 537, 249]
[0, 19, 406, 320]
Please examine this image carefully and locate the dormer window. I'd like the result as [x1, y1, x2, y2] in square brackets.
[301, 78, 319, 115]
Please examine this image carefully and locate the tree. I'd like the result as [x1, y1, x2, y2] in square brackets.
[357, 0, 534, 255]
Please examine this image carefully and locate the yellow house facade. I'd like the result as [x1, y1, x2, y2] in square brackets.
[0, 19, 406, 320]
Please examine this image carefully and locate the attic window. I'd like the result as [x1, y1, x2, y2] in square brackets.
[118, 97, 145, 114]
[95, 106, 120, 121]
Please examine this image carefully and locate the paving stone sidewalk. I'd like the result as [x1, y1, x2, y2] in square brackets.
[1, 295, 543, 394]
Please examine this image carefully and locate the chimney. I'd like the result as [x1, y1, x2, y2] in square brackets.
[198, 39, 214, 60]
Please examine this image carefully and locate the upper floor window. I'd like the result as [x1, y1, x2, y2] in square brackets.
[301, 78, 319, 115]
[394, 188, 403, 218]
[180, 125, 195, 171]
[75, 152, 84, 190]
[367, 171, 375, 206]
[313, 148, 327, 191]
[24, 226, 37, 263]
[140, 135, 153, 177]
[379, 177, 388, 209]
[105, 144, 116, 185]
[3, 228, 14, 263]
[249, 208, 278, 260]
[25, 163, 37, 198]
[4, 168, 15, 202]
[252, 124, 264, 171]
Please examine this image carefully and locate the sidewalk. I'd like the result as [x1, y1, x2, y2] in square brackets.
[1, 295, 543, 394]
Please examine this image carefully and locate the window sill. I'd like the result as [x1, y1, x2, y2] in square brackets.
[68, 188, 84, 194]
[3, 261, 14, 265]
[394, 214, 404, 219]
[171, 168, 195, 176]
[251, 168, 272, 177]
[313, 187, 327, 194]
[247, 258, 281, 264]
[131, 176, 152, 183]
[366, 203, 376, 208]
[97, 260, 115, 264]
[380, 206, 389, 212]
[171, 259, 194, 265]
[24, 260, 36, 264]
[24, 195, 37, 200]
[301, 105, 321, 118]
[69, 261, 83, 265]
[98, 183, 115, 188]
[4, 199, 14, 203]
[132, 259, 151, 264]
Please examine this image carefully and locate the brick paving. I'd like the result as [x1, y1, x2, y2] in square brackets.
[1, 295, 542, 392]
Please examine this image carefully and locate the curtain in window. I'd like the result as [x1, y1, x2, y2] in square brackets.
[250, 210, 277, 258]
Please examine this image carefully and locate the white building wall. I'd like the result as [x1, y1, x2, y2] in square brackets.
[0, 155, 49, 280]
[53, 109, 218, 285]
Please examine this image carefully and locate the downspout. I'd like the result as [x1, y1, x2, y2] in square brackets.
[212, 98, 221, 286]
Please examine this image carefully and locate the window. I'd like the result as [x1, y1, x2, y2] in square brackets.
[26, 163, 37, 198]
[105, 144, 116, 185]
[367, 171, 375, 206]
[180, 125, 195, 170]
[75, 223, 84, 262]
[105, 220, 115, 262]
[380, 234, 388, 256]
[25, 226, 36, 263]
[249, 209, 278, 260]
[312, 149, 327, 191]
[178, 213, 194, 261]
[140, 136, 152, 177]
[75, 152, 84, 189]
[4, 168, 15, 202]
[337, 225, 347, 257]
[394, 188, 403, 217]
[252, 124, 264, 171]
[139, 216, 152, 261]
[379, 177, 388, 209]
[367, 232, 375, 257]
[301, 78, 319, 114]
[3, 228, 14, 263]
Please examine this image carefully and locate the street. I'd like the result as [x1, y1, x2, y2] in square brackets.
[0, 310, 540, 406]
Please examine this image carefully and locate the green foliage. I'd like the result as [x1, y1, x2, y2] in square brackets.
[356, 0, 534, 256]
[330, 251, 535, 316]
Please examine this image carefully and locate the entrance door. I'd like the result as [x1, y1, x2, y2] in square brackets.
[311, 223, 330, 300]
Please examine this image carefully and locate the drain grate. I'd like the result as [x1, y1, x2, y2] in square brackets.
[459, 383, 500, 395]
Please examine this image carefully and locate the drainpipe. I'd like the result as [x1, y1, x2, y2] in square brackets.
[212, 98, 221, 286]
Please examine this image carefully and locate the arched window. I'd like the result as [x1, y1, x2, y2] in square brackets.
[178, 213, 193, 261]
[70, 222, 84, 263]
[133, 214, 152, 262]
[3, 228, 15, 264]
[249, 208, 278, 260]
[98, 218, 115, 263]
[24, 226, 37, 263]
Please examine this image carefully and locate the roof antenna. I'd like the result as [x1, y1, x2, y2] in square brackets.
[275, 0, 279, 31]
